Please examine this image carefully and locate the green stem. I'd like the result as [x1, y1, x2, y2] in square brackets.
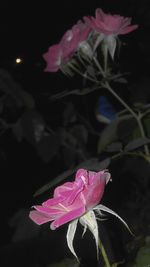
[93, 55, 149, 156]
[112, 151, 150, 163]
[98, 238, 111, 267]
[68, 63, 99, 84]
[69, 57, 150, 156]
[104, 82, 149, 156]
[93, 57, 106, 78]
[104, 47, 108, 73]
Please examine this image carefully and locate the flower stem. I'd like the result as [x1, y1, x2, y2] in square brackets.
[68, 63, 99, 83]
[103, 47, 108, 73]
[98, 237, 111, 267]
[93, 57, 106, 78]
[92, 57, 149, 156]
[104, 82, 150, 156]
[69, 57, 150, 157]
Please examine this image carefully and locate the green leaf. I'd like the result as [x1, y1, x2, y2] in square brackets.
[0, 69, 34, 109]
[97, 120, 119, 153]
[124, 137, 150, 152]
[106, 142, 122, 152]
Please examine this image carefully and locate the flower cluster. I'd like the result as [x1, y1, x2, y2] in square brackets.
[43, 8, 138, 72]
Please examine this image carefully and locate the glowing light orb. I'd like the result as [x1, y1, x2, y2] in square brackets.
[15, 58, 22, 64]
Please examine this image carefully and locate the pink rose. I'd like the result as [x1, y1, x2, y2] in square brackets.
[43, 21, 91, 72]
[29, 169, 111, 229]
[43, 44, 62, 72]
[84, 8, 138, 36]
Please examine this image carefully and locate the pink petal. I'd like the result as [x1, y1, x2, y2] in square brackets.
[53, 180, 84, 205]
[50, 205, 85, 230]
[33, 205, 65, 216]
[43, 44, 62, 72]
[29, 210, 53, 225]
[88, 170, 104, 184]
[83, 171, 107, 208]
[90, 8, 138, 36]
[43, 196, 65, 206]
[54, 182, 74, 198]
[96, 8, 106, 21]
[75, 169, 88, 183]
[119, 24, 138, 34]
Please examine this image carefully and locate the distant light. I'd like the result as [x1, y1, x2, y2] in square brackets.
[15, 58, 23, 64]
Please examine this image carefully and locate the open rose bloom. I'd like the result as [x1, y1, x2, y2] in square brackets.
[29, 169, 130, 259]
[84, 8, 138, 36]
[43, 8, 138, 73]
[84, 8, 138, 59]
[43, 21, 91, 72]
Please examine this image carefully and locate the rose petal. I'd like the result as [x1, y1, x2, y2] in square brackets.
[43, 44, 62, 72]
[29, 210, 54, 225]
[33, 205, 65, 216]
[50, 205, 85, 230]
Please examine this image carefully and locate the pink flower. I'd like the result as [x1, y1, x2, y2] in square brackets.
[84, 8, 138, 36]
[29, 169, 111, 229]
[84, 9, 138, 59]
[43, 21, 91, 72]
[43, 44, 62, 72]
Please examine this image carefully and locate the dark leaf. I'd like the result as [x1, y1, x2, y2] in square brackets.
[124, 137, 150, 152]
[118, 118, 137, 139]
[0, 69, 34, 109]
[79, 157, 111, 171]
[106, 142, 123, 152]
[98, 120, 119, 153]
[98, 115, 137, 153]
